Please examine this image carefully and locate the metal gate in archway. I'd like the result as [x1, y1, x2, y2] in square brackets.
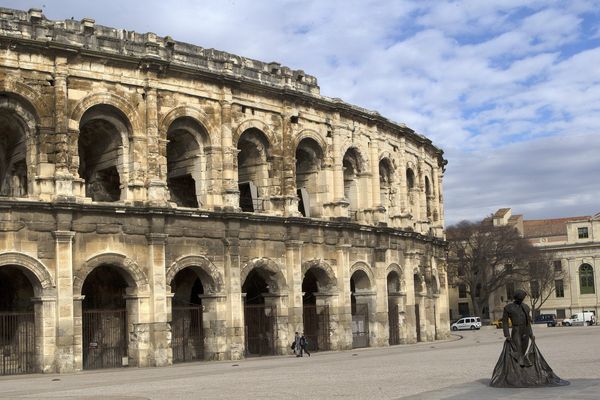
[83, 309, 127, 370]
[0, 312, 35, 376]
[244, 304, 276, 356]
[302, 305, 330, 352]
[172, 306, 204, 363]
[388, 303, 400, 345]
[352, 303, 369, 348]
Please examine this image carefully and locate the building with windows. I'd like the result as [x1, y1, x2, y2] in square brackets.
[0, 8, 449, 375]
[449, 208, 600, 321]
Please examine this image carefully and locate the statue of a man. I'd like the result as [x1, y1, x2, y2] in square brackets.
[502, 289, 534, 366]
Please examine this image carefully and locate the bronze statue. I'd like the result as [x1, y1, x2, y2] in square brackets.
[490, 289, 569, 387]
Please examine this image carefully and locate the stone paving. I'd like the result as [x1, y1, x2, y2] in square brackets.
[0, 325, 598, 400]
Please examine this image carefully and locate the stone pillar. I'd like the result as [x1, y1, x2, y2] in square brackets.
[334, 244, 352, 349]
[224, 222, 244, 359]
[323, 126, 350, 219]
[53, 230, 75, 372]
[372, 248, 388, 347]
[51, 58, 75, 200]
[205, 145, 223, 209]
[72, 295, 84, 370]
[145, 233, 170, 367]
[31, 295, 56, 373]
[285, 239, 304, 333]
[220, 99, 240, 210]
[145, 86, 169, 205]
[199, 294, 228, 360]
[128, 136, 148, 202]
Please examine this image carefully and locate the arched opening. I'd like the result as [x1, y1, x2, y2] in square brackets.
[295, 138, 324, 217]
[406, 168, 417, 217]
[350, 269, 371, 348]
[242, 268, 275, 356]
[0, 266, 35, 375]
[170, 268, 204, 363]
[301, 267, 332, 352]
[425, 176, 433, 220]
[167, 117, 210, 208]
[78, 105, 130, 202]
[0, 95, 35, 198]
[580, 264, 595, 295]
[343, 148, 364, 214]
[387, 271, 402, 345]
[237, 129, 270, 212]
[81, 265, 129, 370]
[379, 158, 394, 211]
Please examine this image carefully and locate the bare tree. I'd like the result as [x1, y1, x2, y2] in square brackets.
[446, 219, 537, 318]
[526, 255, 566, 317]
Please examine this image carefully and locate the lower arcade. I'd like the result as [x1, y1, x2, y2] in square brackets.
[0, 205, 448, 375]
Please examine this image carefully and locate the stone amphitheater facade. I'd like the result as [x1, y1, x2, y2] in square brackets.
[0, 8, 449, 374]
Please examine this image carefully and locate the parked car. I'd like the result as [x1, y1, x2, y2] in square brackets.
[451, 317, 481, 331]
[492, 318, 512, 329]
[563, 312, 595, 326]
[534, 314, 558, 327]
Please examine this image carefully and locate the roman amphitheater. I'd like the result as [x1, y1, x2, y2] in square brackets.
[0, 8, 448, 375]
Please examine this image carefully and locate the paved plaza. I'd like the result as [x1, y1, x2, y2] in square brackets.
[0, 325, 599, 400]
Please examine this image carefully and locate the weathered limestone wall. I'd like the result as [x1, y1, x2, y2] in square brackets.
[0, 7, 449, 374]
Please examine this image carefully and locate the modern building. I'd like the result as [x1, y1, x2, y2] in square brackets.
[449, 208, 600, 322]
[0, 8, 449, 376]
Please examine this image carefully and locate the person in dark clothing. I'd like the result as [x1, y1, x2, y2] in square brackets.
[490, 289, 569, 388]
[299, 334, 310, 357]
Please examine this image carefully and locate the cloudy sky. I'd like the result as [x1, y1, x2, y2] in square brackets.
[2, 0, 599, 224]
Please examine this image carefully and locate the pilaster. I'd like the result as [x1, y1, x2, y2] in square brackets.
[53, 230, 75, 372]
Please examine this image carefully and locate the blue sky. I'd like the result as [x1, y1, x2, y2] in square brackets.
[2, 0, 599, 224]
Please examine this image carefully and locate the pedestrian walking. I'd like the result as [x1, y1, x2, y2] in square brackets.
[300, 334, 310, 357]
[293, 331, 301, 357]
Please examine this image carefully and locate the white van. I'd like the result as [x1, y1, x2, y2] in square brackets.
[563, 312, 595, 326]
[451, 317, 481, 331]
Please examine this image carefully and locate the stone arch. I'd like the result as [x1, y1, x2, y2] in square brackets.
[340, 144, 368, 172]
[386, 263, 405, 293]
[159, 105, 216, 145]
[0, 93, 40, 197]
[233, 118, 277, 148]
[240, 257, 287, 293]
[293, 129, 328, 157]
[301, 259, 337, 291]
[350, 261, 374, 290]
[0, 79, 50, 122]
[68, 92, 143, 134]
[74, 252, 149, 296]
[166, 255, 224, 294]
[0, 252, 54, 295]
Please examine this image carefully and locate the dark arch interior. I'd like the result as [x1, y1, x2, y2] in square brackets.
[242, 269, 269, 304]
[0, 110, 27, 197]
[0, 266, 34, 312]
[387, 271, 401, 294]
[82, 265, 128, 310]
[171, 268, 204, 306]
[78, 105, 128, 202]
[302, 269, 319, 305]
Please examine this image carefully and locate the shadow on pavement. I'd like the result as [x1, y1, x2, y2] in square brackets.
[396, 378, 600, 400]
